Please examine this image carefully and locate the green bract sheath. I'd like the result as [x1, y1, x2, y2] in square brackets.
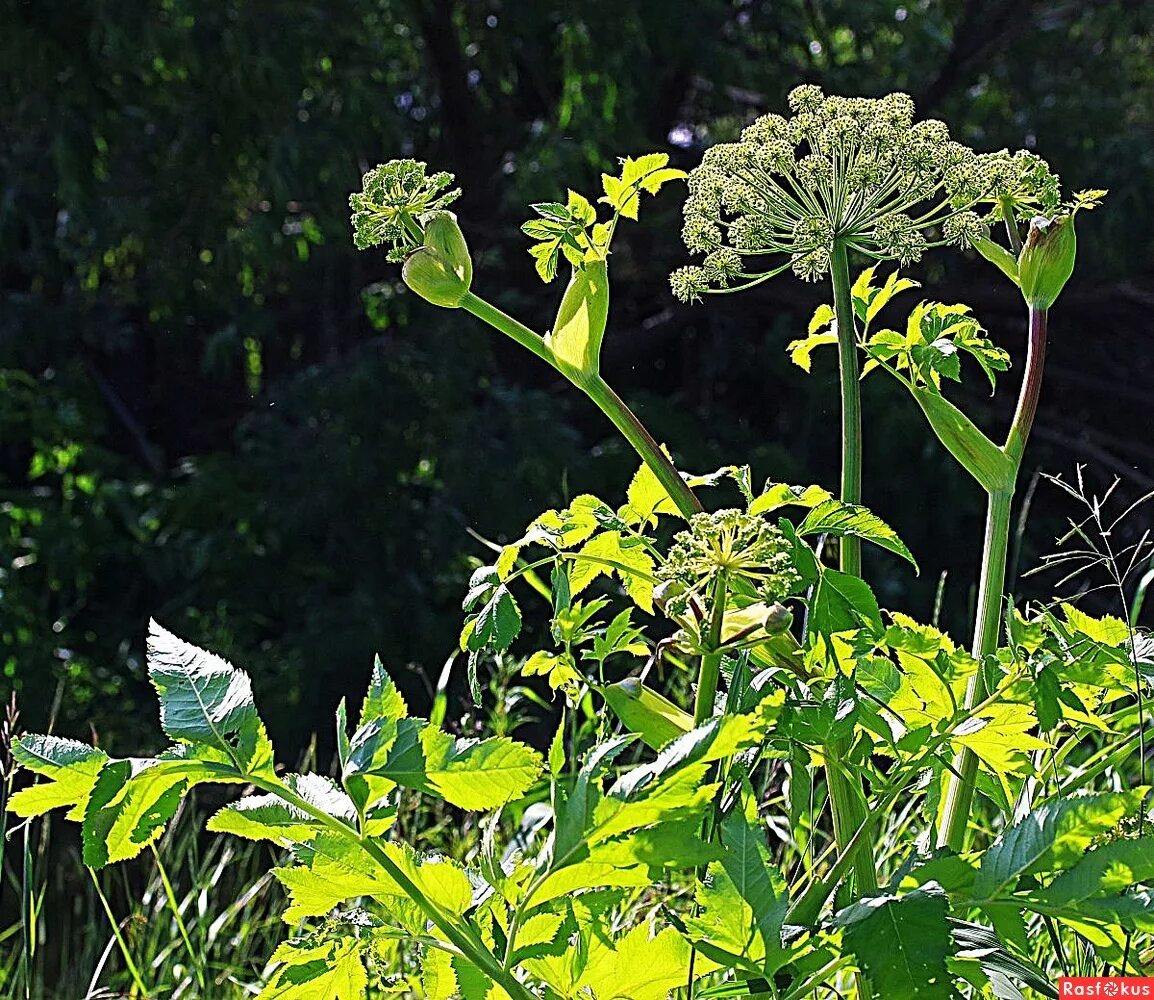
[1017, 214, 1076, 310]
[545, 258, 610, 378]
[402, 211, 473, 308]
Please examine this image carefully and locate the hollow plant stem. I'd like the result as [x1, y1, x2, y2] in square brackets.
[825, 239, 878, 915]
[694, 573, 729, 727]
[830, 239, 863, 577]
[938, 307, 1048, 851]
[459, 291, 702, 518]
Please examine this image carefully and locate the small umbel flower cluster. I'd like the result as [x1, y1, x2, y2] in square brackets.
[656, 509, 801, 616]
[670, 85, 1059, 300]
[349, 159, 461, 261]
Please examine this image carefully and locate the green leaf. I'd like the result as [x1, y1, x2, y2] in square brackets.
[974, 791, 1147, 899]
[910, 387, 1016, 493]
[9, 735, 110, 820]
[377, 721, 543, 810]
[973, 236, 1020, 285]
[462, 570, 522, 653]
[785, 331, 838, 373]
[147, 619, 275, 777]
[577, 924, 698, 1000]
[866, 270, 921, 325]
[1041, 837, 1154, 905]
[83, 749, 221, 867]
[748, 482, 833, 516]
[837, 883, 954, 1000]
[273, 833, 413, 921]
[622, 457, 681, 527]
[951, 702, 1050, 786]
[1061, 603, 1131, 647]
[809, 569, 882, 635]
[259, 938, 368, 999]
[569, 530, 655, 613]
[207, 774, 357, 843]
[808, 302, 834, 335]
[798, 498, 918, 570]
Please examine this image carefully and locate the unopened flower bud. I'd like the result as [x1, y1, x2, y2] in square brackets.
[762, 603, 793, 634]
[653, 579, 688, 615]
[402, 211, 473, 308]
[1017, 214, 1076, 310]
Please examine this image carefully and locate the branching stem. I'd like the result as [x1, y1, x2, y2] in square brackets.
[938, 307, 1049, 850]
[459, 291, 702, 518]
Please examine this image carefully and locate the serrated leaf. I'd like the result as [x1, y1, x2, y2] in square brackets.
[975, 791, 1146, 899]
[798, 498, 918, 570]
[748, 482, 832, 516]
[83, 749, 222, 867]
[376, 721, 543, 810]
[837, 883, 953, 1000]
[1041, 837, 1154, 905]
[577, 924, 699, 1000]
[465, 582, 521, 653]
[147, 619, 275, 777]
[207, 774, 356, 843]
[569, 530, 655, 613]
[9, 735, 110, 820]
[809, 569, 882, 635]
[952, 702, 1050, 785]
[273, 834, 415, 921]
[258, 938, 368, 999]
[1061, 603, 1130, 647]
[622, 457, 681, 527]
[786, 331, 838, 373]
[808, 303, 835, 335]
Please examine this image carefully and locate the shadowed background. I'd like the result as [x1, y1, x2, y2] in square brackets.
[2, 0, 1153, 759]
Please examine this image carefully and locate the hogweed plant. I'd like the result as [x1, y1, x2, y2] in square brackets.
[7, 88, 1152, 1000]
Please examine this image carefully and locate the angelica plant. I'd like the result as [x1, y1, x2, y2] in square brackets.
[10, 87, 1152, 1000]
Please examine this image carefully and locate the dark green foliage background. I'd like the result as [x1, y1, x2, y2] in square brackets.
[2, 0, 1153, 754]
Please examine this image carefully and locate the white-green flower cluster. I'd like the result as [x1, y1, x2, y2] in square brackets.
[656, 509, 800, 615]
[350, 160, 461, 262]
[670, 85, 1059, 300]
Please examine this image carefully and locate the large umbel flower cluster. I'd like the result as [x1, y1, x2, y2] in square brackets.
[670, 85, 1060, 300]
[349, 159, 460, 261]
[656, 509, 801, 616]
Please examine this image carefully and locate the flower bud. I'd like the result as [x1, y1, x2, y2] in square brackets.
[1017, 214, 1076, 310]
[762, 602, 794, 634]
[653, 579, 688, 615]
[402, 211, 473, 308]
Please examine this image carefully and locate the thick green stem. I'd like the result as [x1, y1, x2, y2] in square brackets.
[825, 240, 877, 919]
[459, 291, 702, 518]
[583, 373, 703, 518]
[938, 308, 1048, 850]
[830, 240, 863, 577]
[251, 775, 535, 1000]
[694, 573, 728, 727]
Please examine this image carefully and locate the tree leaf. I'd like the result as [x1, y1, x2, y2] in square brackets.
[798, 498, 918, 570]
[809, 569, 882, 635]
[8, 735, 110, 820]
[577, 924, 698, 1000]
[748, 482, 833, 516]
[974, 791, 1146, 899]
[376, 721, 543, 810]
[258, 938, 368, 999]
[837, 883, 953, 1000]
[1041, 837, 1154, 905]
[147, 619, 275, 777]
[207, 774, 357, 844]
